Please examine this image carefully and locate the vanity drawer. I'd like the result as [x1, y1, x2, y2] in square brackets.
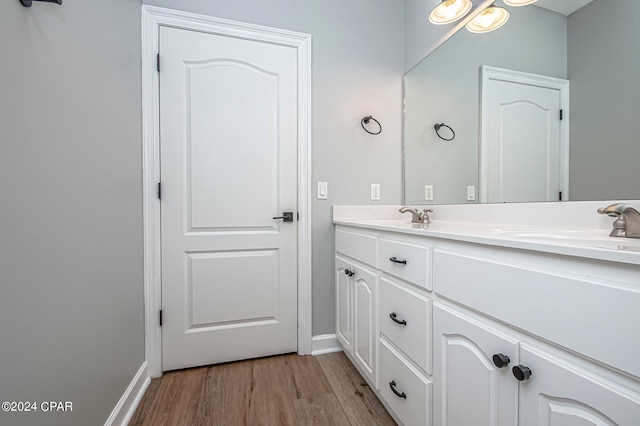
[379, 338, 432, 426]
[379, 278, 431, 374]
[378, 238, 432, 290]
[335, 229, 377, 266]
[433, 249, 640, 378]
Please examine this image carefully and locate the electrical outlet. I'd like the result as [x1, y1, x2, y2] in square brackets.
[425, 185, 434, 201]
[371, 184, 381, 201]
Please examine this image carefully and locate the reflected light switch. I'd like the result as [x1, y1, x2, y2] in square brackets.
[317, 182, 328, 200]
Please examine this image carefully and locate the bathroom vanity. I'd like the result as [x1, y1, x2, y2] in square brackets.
[333, 203, 640, 426]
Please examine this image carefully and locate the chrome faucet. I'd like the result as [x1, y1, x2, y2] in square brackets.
[399, 207, 433, 224]
[597, 203, 640, 238]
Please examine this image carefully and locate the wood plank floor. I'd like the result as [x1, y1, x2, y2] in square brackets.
[129, 352, 396, 426]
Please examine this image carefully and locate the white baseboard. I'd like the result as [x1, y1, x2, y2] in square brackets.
[104, 361, 151, 426]
[311, 334, 342, 355]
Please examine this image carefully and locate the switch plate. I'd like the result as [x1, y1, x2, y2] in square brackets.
[467, 185, 476, 201]
[370, 184, 381, 201]
[425, 185, 434, 201]
[317, 182, 328, 200]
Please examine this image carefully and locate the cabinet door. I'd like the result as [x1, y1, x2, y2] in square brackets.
[519, 343, 640, 426]
[434, 303, 520, 426]
[353, 264, 379, 386]
[335, 256, 352, 352]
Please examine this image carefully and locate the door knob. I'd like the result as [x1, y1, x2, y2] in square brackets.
[492, 353, 511, 368]
[272, 212, 294, 222]
[512, 365, 532, 381]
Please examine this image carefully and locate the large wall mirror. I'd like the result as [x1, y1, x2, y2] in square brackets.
[404, 0, 640, 205]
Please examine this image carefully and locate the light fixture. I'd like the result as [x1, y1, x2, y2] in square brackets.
[503, 0, 538, 6]
[466, 4, 510, 33]
[429, 0, 473, 25]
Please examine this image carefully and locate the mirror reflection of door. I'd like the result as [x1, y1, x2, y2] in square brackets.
[480, 66, 569, 203]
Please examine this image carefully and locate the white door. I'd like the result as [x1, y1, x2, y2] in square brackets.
[160, 26, 299, 371]
[519, 343, 640, 426]
[434, 303, 520, 426]
[481, 67, 569, 203]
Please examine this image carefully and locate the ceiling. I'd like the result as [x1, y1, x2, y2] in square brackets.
[534, 0, 595, 16]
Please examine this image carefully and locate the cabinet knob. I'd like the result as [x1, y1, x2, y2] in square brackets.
[344, 269, 354, 277]
[512, 365, 532, 381]
[389, 380, 407, 399]
[492, 353, 511, 368]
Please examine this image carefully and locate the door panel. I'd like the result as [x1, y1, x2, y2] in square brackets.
[434, 303, 520, 426]
[482, 68, 567, 203]
[336, 256, 352, 352]
[519, 343, 640, 426]
[353, 264, 378, 385]
[160, 26, 298, 371]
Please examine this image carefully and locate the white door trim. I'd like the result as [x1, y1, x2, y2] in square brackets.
[480, 65, 570, 203]
[141, 5, 312, 378]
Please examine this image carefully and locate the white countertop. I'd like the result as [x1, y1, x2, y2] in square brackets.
[333, 204, 640, 265]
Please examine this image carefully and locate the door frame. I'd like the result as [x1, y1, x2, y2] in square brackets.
[479, 65, 570, 203]
[141, 5, 312, 378]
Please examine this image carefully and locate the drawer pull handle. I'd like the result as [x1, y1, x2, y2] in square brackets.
[389, 257, 407, 265]
[512, 365, 532, 381]
[389, 380, 407, 399]
[492, 353, 511, 368]
[344, 269, 354, 277]
[389, 312, 407, 326]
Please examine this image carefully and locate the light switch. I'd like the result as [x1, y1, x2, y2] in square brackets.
[317, 181, 328, 200]
[371, 184, 381, 201]
[467, 185, 476, 201]
[425, 185, 434, 201]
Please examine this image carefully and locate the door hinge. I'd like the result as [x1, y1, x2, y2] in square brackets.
[157, 182, 161, 200]
[297, 212, 299, 221]
[157, 53, 160, 72]
[559, 191, 563, 201]
[560, 109, 563, 120]
[159, 310, 163, 326]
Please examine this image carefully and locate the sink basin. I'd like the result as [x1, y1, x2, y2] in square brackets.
[490, 229, 615, 243]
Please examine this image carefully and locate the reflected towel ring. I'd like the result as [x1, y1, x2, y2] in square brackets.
[434, 123, 455, 141]
[19, 0, 62, 6]
[361, 116, 382, 135]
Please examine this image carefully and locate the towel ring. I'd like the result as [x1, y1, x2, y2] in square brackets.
[19, 0, 62, 6]
[434, 123, 455, 141]
[361, 116, 382, 135]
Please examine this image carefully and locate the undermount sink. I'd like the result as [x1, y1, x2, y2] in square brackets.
[491, 229, 614, 243]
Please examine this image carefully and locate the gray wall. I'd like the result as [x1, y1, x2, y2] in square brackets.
[0, 1, 144, 425]
[568, 0, 640, 200]
[404, 0, 494, 72]
[143, 0, 405, 335]
[404, 3, 567, 205]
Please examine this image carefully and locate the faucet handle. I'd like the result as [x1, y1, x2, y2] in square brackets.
[422, 208, 433, 224]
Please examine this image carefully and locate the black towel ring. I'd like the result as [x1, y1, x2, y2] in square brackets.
[361, 116, 382, 135]
[19, 0, 62, 6]
[434, 123, 455, 141]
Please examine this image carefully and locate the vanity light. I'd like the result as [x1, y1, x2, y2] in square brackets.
[465, 4, 510, 33]
[503, 0, 538, 6]
[429, 0, 473, 25]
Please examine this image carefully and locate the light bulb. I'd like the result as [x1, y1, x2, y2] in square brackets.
[503, 0, 538, 6]
[466, 5, 509, 33]
[429, 0, 473, 25]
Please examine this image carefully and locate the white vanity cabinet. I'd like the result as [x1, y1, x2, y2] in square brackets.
[334, 221, 640, 426]
[335, 229, 379, 386]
